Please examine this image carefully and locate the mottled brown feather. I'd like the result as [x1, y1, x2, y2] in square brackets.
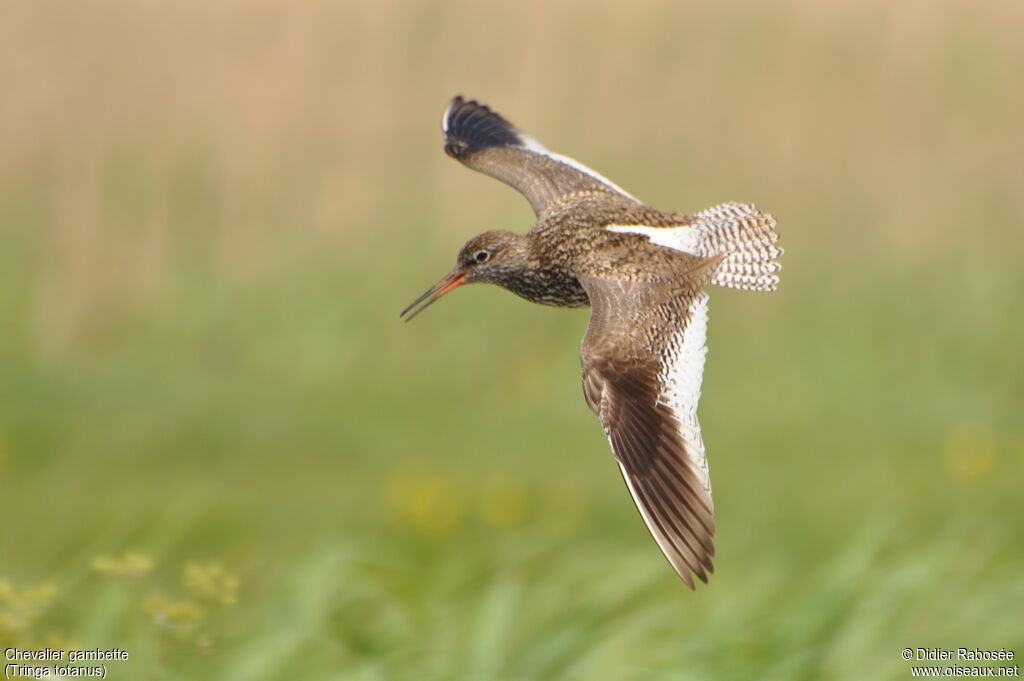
[580, 271, 719, 588]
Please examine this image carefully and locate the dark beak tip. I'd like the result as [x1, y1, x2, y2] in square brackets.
[400, 270, 467, 322]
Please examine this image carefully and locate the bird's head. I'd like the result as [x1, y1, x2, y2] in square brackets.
[400, 230, 529, 321]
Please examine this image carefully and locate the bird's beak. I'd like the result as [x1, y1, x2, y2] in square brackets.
[400, 269, 468, 322]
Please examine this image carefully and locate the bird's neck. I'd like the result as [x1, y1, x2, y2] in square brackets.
[491, 239, 589, 308]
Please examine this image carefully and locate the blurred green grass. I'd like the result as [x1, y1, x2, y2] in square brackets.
[2, 0, 1023, 679]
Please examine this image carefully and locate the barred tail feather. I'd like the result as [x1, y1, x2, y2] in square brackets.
[695, 203, 782, 292]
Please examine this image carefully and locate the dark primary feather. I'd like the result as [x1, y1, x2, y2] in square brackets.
[443, 95, 525, 156]
[442, 95, 639, 218]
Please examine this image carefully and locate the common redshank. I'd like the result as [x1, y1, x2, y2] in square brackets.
[401, 96, 782, 587]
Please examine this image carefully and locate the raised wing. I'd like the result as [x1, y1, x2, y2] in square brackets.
[580, 273, 716, 588]
[442, 96, 639, 218]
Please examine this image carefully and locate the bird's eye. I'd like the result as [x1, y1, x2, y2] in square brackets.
[474, 250, 490, 263]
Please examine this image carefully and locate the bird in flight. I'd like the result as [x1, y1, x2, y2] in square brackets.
[402, 96, 782, 587]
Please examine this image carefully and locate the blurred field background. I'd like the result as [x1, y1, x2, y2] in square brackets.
[2, 0, 1023, 679]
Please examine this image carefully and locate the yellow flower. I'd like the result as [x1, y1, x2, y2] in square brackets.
[142, 595, 205, 632]
[386, 471, 465, 536]
[91, 551, 154, 578]
[944, 423, 997, 481]
[183, 562, 239, 607]
[39, 631, 82, 652]
[0, 578, 56, 634]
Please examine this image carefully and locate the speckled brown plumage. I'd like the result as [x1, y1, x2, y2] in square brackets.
[402, 96, 782, 588]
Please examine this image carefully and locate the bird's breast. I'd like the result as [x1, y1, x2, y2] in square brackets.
[500, 269, 590, 308]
